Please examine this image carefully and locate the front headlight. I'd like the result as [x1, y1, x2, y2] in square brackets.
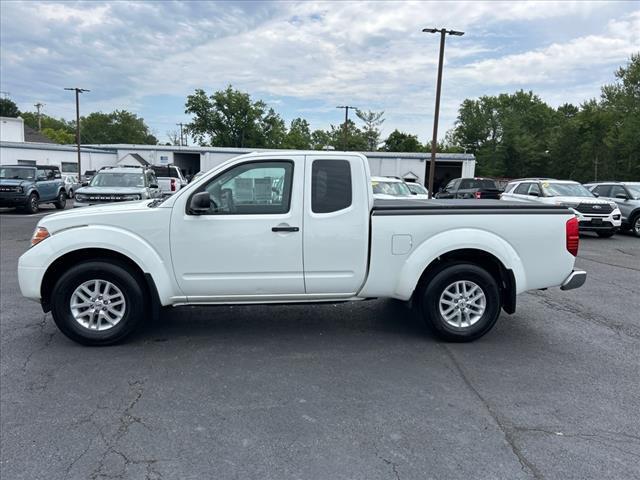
[16, 186, 23, 193]
[75, 194, 87, 201]
[122, 194, 141, 201]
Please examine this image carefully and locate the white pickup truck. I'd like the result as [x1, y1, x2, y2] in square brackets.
[18, 151, 586, 345]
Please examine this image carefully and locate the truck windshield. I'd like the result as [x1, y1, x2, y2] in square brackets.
[90, 173, 145, 188]
[626, 185, 640, 199]
[372, 181, 411, 196]
[0, 167, 35, 180]
[541, 183, 594, 197]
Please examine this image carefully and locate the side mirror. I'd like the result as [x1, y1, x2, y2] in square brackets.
[616, 193, 628, 200]
[149, 183, 159, 189]
[411, 191, 417, 195]
[82, 182, 89, 187]
[189, 191, 211, 214]
[530, 191, 540, 197]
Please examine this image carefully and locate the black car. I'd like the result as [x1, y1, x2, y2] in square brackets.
[435, 177, 501, 200]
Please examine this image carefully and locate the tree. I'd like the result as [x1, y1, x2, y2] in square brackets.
[79, 110, 157, 144]
[355, 109, 385, 151]
[0, 98, 20, 117]
[166, 130, 181, 146]
[41, 127, 75, 144]
[284, 118, 312, 149]
[382, 130, 424, 152]
[311, 129, 332, 150]
[185, 85, 284, 148]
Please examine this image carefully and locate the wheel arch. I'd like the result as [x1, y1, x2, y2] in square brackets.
[40, 248, 160, 314]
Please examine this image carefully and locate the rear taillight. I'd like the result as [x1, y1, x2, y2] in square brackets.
[566, 217, 579, 256]
[475, 191, 482, 199]
[170, 178, 176, 191]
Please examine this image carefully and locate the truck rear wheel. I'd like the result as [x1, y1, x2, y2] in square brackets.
[419, 263, 501, 342]
[51, 261, 146, 345]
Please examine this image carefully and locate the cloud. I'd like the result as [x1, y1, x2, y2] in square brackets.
[1, 1, 638, 142]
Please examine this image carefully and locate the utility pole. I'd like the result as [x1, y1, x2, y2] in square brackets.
[336, 105, 357, 151]
[64, 87, 90, 180]
[34, 102, 44, 131]
[176, 122, 185, 146]
[422, 27, 464, 198]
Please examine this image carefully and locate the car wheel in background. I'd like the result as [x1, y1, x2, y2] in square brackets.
[25, 193, 39, 214]
[418, 262, 501, 342]
[51, 261, 146, 345]
[632, 215, 640, 237]
[596, 230, 615, 238]
[54, 191, 66, 209]
[68, 189, 74, 198]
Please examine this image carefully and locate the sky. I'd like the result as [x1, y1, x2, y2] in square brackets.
[1, 1, 638, 145]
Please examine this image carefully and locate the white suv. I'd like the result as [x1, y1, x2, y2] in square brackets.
[502, 179, 622, 237]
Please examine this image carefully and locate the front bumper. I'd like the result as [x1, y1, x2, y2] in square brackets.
[572, 210, 621, 232]
[0, 194, 28, 207]
[560, 270, 587, 291]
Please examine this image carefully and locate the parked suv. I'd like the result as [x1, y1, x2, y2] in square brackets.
[74, 166, 161, 207]
[435, 177, 501, 199]
[0, 165, 67, 213]
[502, 179, 622, 237]
[585, 182, 640, 237]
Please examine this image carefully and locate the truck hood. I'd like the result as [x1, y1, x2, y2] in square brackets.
[75, 186, 145, 195]
[0, 179, 30, 187]
[38, 200, 156, 233]
[551, 196, 615, 207]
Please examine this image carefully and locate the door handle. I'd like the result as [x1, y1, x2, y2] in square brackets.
[272, 226, 299, 232]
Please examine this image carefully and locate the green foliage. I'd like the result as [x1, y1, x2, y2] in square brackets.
[21, 112, 75, 142]
[41, 128, 75, 144]
[449, 56, 640, 181]
[0, 98, 20, 117]
[382, 130, 424, 152]
[284, 118, 312, 149]
[355, 109, 385, 151]
[80, 110, 157, 144]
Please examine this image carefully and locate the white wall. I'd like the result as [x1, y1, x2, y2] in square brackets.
[0, 145, 116, 172]
[0, 117, 25, 142]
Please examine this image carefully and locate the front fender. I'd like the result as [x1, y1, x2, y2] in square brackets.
[394, 228, 527, 299]
[19, 225, 178, 305]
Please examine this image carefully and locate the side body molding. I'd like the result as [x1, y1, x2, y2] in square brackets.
[394, 228, 527, 299]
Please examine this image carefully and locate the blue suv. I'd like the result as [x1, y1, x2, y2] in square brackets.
[0, 165, 67, 213]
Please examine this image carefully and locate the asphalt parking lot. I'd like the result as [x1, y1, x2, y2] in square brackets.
[1, 203, 639, 480]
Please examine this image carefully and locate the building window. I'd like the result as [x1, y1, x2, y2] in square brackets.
[61, 162, 78, 173]
[17, 160, 36, 166]
[312, 160, 352, 213]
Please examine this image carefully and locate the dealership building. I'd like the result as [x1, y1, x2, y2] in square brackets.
[1, 116, 475, 188]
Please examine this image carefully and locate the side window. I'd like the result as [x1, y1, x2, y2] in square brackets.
[528, 183, 541, 196]
[146, 171, 157, 186]
[458, 179, 471, 189]
[36, 168, 47, 181]
[593, 185, 611, 197]
[609, 185, 626, 198]
[504, 183, 517, 193]
[201, 161, 293, 215]
[444, 180, 456, 191]
[513, 183, 530, 195]
[312, 160, 352, 214]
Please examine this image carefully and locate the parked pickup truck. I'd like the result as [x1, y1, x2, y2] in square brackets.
[18, 151, 586, 345]
[150, 165, 187, 196]
[436, 177, 501, 200]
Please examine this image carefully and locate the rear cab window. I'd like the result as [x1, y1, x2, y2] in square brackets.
[312, 160, 352, 213]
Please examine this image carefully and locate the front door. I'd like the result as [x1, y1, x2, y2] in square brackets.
[170, 156, 305, 300]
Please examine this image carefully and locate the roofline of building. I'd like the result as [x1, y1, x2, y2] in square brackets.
[0, 141, 115, 154]
[83, 143, 475, 161]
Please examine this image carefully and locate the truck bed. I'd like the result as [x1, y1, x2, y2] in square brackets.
[372, 198, 568, 214]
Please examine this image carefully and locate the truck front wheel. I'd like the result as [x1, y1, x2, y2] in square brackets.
[51, 261, 146, 345]
[419, 263, 501, 342]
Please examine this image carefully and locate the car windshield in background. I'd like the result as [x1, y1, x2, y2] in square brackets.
[625, 185, 640, 199]
[90, 173, 145, 188]
[541, 182, 593, 197]
[151, 167, 180, 178]
[372, 181, 411, 196]
[407, 183, 428, 195]
[0, 167, 35, 180]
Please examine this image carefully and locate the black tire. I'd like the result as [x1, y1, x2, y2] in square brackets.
[25, 192, 39, 214]
[51, 261, 146, 345]
[419, 263, 501, 342]
[631, 214, 640, 238]
[68, 188, 74, 198]
[596, 230, 615, 238]
[54, 190, 66, 209]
